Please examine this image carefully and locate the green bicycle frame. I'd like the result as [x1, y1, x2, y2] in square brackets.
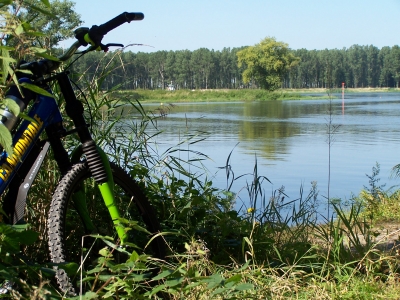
[70, 145, 127, 245]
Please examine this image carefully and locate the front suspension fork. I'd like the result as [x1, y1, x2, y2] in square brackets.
[71, 142, 127, 245]
[57, 72, 126, 244]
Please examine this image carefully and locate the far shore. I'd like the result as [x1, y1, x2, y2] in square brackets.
[114, 87, 400, 103]
[285, 87, 400, 93]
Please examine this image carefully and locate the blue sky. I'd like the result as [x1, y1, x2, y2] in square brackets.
[62, 0, 400, 52]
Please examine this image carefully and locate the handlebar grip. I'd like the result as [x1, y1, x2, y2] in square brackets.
[97, 12, 144, 36]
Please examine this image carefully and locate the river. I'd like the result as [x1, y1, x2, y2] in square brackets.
[133, 92, 400, 215]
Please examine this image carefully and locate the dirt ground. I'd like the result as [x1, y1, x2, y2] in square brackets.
[355, 222, 400, 253]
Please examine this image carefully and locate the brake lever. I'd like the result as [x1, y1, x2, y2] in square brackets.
[105, 43, 124, 48]
[75, 43, 124, 55]
[101, 43, 124, 52]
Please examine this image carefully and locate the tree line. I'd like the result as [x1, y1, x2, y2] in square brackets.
[6, 0, 400, 91]
[67, 44, 400, 90]
[288, 45, 400, 89]
[67, 47, 246, 91]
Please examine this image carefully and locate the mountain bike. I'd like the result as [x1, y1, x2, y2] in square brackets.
[0, 12, 165, 295]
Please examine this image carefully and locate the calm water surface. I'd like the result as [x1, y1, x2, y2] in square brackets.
[137, 93, 400, 213]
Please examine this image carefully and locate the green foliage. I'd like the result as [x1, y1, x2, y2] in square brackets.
[0, 223, 62, 298]
[69, 47, 247, 90]
[350, 163, 400, 223]
[0, 223, 38, 260]
[237, 37, 300, 91]
[0, 0, 79, 154]
[63, 42, 400, 91]
[359, 189, 400, 223]
[355, 162, 387, 220]
[9, 0, 82, 50]
[0, 124, 13, 154]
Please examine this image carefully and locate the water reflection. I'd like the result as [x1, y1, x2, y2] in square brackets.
[117, 93, 400, 212]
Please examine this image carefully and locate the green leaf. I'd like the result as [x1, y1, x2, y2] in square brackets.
[144, 284, 166, 297]
[98, 247, 111, 257]
[10, 224, 29, 232]
[26, 31, 46, 38]
[0, 124, 13, 155]
[20, 83, 54, 98]
[25, 3, 53, 17]
[152, 269, 174, 281]
[203, 274, 224, 289]
[34, 52, 60, 62]
[80, 276, 96, 283]
[1, 48, 14, 85]
[119, 217, 150, 234]
[165, 277, 184, 287]
[225, 274, 242, 284]
[123, 241, 140, 250]
[0, 46, 14, 51]
[0, 56, 16, 63]
[30, 47, 59, 60]
[85, 266, 104, 275]
[237, 260, 251, 272]
[20, 21, 33, 32]
[128, 273, 152, 282]
[100, 238, 130, 255]
[18, 112, 38, 124]
[129, 250, 139, 262]
[29, 47, 47, 54]
[58, 262, 79, 277]
[14, 69, 32, 76]
[2, 98, 21, 117]
[235, 283, 254, 291]
[225, 281, 237, 289]
[70, 291, 97, 299]
[210, 287, 227, 296]
[15, 24, 24, 36]
[98, 274, 114, 281]
[17, 230, 39, 245]
[39, 0, 51, 7]
[182, 281, 202, 291]
[0, 0, 12, 9]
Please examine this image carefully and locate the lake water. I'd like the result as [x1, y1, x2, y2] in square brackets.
[137, 93, 400, 214]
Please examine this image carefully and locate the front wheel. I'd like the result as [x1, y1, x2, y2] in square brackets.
[47, 161, 165, 295]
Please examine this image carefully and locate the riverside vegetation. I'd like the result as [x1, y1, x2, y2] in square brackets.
[3, 60, 400, 299]
[114, 89, 307, 103]
[113, 87, 400, 103]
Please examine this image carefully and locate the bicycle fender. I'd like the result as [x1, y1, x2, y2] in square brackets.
[14, 141, 50, 224]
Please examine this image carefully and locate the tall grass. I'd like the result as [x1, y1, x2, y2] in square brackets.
[325, 89, 341, 220]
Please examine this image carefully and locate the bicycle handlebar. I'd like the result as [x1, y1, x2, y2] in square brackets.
[86, 12, 144, 48]
[97, 12, 144, 36]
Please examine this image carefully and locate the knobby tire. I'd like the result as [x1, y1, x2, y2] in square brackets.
[47, 161, 165, 296]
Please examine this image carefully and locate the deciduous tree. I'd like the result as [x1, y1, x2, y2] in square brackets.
[237, 37, 299, 91]
[16, 0, 81, 49]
